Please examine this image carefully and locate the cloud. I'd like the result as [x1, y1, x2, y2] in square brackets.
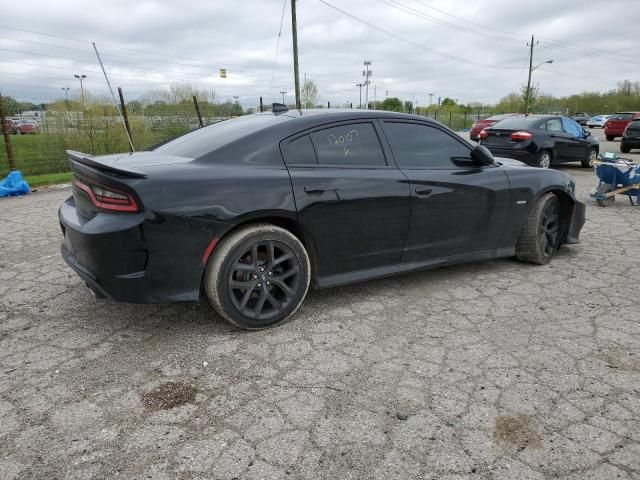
[1, 0, 639, 106]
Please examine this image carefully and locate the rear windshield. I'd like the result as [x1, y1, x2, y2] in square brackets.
[490, 116, 540, 129]
[152, 114, 287, 158]
[611, 113, 634, 120]
[488, 114, 514, 121]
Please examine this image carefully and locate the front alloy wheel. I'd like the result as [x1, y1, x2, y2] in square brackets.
[516, 193, 561, 265]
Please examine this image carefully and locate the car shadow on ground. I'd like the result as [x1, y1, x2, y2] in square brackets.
[68, 245, 580, 336]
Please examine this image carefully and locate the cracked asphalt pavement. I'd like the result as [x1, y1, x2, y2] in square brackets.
[2, 132, 640, 479]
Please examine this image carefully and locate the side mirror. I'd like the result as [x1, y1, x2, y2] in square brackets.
[470, 144, 495, 166]
[583, 129, 591, 137]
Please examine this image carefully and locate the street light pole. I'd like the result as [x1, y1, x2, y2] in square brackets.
[74, 74, 86, 109]
[280, 91, 287, 104]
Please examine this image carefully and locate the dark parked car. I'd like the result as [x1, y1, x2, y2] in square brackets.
[479, 114, 599, 168]
[469, 113, 517, 141]
[59, 109, 585, 329]
[571, 112, 591, 126]
[621, 119, 640, 153]
[605, 112, 640, 140]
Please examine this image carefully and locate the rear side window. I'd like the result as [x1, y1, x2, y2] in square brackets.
[310, 123, 386, 167]
[612, 113, 634, 120]
[544, 118, 563, 133]
[382, 122, 470, 168]
[284, 135, 317, 165]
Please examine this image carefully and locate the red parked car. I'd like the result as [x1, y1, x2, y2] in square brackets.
[604, 112, 640, 141]
[469, 114, 517, 141]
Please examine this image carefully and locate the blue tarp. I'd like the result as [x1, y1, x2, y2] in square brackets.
[0, 171, 31, 197]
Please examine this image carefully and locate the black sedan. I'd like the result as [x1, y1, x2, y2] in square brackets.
[479, 114, 599, 168]
[59, 108, 585, 329]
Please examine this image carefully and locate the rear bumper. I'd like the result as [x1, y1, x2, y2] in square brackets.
[59, 196, 230, 303]
[566, 200, 586, 245]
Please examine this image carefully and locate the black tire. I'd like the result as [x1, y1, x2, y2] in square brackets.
[515, 193, 561, 265]
[620, 144, 631, 154]
[536, 150, 552, 169]
[204, 224, 311, 330]
[595, 183, 615, 207]
[581, 148, 597, 168]
[606, 135, 614, 141]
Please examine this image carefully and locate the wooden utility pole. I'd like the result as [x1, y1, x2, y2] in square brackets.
[117, 87, 133, 151]
[0, 93, 16, 171]
[524, 35, 537, 116]
[291, 0, 301, 110]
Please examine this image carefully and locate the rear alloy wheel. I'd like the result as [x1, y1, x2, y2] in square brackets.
[595, 183, 615, 207]
[581, 148, 597, 168]
[205, 224, 310, 329]
[536, 150, 552, 169]
[515, 193, 561, 265]
[620, 144, 631, 154]
[606, 135, 614, 141]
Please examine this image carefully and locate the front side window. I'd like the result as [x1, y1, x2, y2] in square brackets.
[310, 123, 386, 167]
[562, 117, 584, 138]
[382, 122, 471, 168]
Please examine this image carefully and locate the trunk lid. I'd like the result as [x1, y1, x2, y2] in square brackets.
[481, 129, 519, 147]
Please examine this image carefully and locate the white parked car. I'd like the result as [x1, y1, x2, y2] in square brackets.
[587, 115, 611, 128]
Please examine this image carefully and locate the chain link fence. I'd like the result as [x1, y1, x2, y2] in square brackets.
[0, 88, 237, 181]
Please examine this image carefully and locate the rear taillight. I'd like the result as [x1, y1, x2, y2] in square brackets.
[479, 129, 488, 139]
[73, 179, 139, 213]
[510, 131, 532, 141]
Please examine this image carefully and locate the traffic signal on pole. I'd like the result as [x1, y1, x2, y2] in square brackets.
[219, 69, 227, 78]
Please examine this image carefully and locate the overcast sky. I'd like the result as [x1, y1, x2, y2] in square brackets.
[1, 0, 639, 107]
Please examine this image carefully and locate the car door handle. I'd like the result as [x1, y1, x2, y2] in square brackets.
[304, 185, 328, 195]
[415, 187, 433, 197]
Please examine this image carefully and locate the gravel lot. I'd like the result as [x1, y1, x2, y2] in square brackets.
[1, 128, 639, 479]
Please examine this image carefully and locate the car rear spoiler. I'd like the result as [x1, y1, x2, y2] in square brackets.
[66, 150, 147, 179]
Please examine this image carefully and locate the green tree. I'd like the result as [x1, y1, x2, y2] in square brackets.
[403, 100, 413, 113]
[380, 97, 403, 112]
[440, 97, 457, 107]
[521, 84, 540, 113]
[301, 79, 319, 109]
[0, 95, 19, 115]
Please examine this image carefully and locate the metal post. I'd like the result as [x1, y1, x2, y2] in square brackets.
[327, 101, 330, 108]
[449, 111, 452, 128]
[193, 95, 204, 127]
[259, 96, 264, 113]
[291, 0, 301, 110]
[92, 43, 135, 152]
[0, 93, 16, 171]
[118, 87, 133, 151]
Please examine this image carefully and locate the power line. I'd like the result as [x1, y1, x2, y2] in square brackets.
[315, 0, 520, 70]
[268, 0, 288, 97]
[376, 0, 522, 44]
[411, 0, 525, 37]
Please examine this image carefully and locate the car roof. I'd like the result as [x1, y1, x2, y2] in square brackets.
[261, 108, 438, 121]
